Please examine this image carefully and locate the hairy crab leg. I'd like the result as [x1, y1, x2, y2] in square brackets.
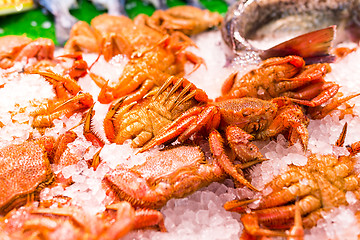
[287, 81, 339, 107]
[288, 200, 304, 240]
[31, 92, 93, 128]
[308, 93, 360, 119]
[138, 106, 203, 153]
[255, 103, 309, 149]
[209, 130, 258, 191]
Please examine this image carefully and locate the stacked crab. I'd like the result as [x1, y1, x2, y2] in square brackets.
[0, 5, 360, 240]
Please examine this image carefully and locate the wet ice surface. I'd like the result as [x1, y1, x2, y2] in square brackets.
[1, 31, 360, 239]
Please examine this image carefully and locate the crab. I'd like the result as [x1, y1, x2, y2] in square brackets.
[0, 35, 54, 69]
[0, 129, 84, 215]
[64, 13, 205, 104]
[103, 144, 230, 209]
[91, 28, 203, 104]
[224, 123, 360, 238]
[65, 6, 222, 60]
[135, 91, 310, 190]
[95, 76, 208, 148]
[30, 92, 94, 129]
[64, 13, 169, 61]
[134, 5, 223, 35]
[27, 69, 86, 100]
[218, 55, 339, 109]
[0, 199, 166, 239]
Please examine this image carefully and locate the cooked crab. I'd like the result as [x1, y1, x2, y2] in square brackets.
[0, 35, 54, 69]
[138, 94, 310, 190]
[224, 123, 360, 238]
[0, 199, 165, 239]
[30, 92, 93, 129]
[134, 5, 223, 35]
[98, 76, 208, 148]
[0, 130, 82, 215]
[218, 55, 338, 108]
[103, 145, 228, 209]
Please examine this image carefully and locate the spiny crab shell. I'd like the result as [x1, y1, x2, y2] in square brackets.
[0, 141, 53, 215]
[103, 145, 225, 209]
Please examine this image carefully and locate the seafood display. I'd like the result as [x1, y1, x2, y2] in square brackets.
[1, 3, 360, 240]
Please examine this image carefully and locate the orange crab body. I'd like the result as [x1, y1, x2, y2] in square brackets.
[0, 35, 54, 69]
[95, 31, 203, 104]
[141, 96, 310, 161]
[1, 200, 165, 239]
[134, 5, 223, 35]
[98, 76, 208, 147]
[65, 13, 205, 105]
[99, 77, 310, 192]
[219, 55, 339, 108]
[135, 93, 309, 191]
[224, 124, 360, 238]
[0, 130, 82, 215]
[0, 141, 53, 215]
[65, 14, 164, 59]
[104, 145, 225, 209]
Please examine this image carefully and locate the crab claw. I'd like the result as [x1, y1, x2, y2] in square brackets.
[31, 92, 94, 128]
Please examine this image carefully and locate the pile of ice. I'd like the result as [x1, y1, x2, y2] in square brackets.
[306, 205, 360, 240]
[0, 64, 55, 147]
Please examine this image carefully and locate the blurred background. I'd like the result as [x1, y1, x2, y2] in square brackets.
[0, 0, 228, 45]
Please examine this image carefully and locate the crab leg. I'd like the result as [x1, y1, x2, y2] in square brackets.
[308, 93, 360, 119]
[289, 82, 339, 107]
[31, 92, 93, 128]
[226, 126, 266, 163]
[57, 53, 88, 79]
[133, 208, 166, 232]
[261, 55, 305, 68]
[101, 32, 134, 61]
[240, 195, 320, 237]
[51, 131, 78, 164]
[209, 130, 258, 191]
[30, 70, 82, 99]
[288, 200, 304, 240]
[103, 97, 129, 142]
[256, 103, 309, 149]
[105, 202, 166, 238]
[240, 213, 287, 237]
[138, 106, 204, 153]
[278, 63, 330, 83]
[122, 79, 155, 106]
